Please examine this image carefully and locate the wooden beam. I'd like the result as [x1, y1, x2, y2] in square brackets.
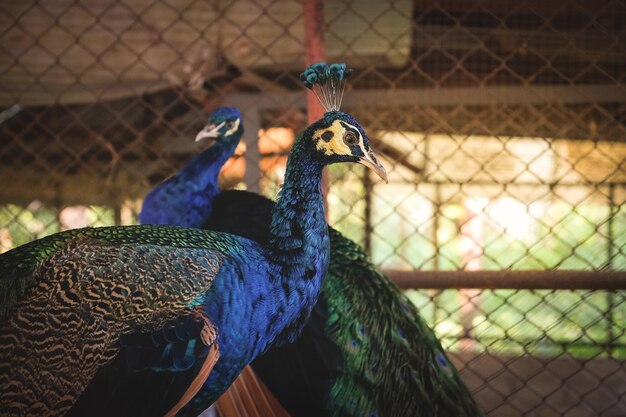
[385, 269, 626, 290]
[413, 24, 626, 62]
[417, 0, 605, 14]
[224, 84, 626, 110]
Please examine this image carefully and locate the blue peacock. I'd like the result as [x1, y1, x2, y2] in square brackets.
[139, 106, 245, 228]
[135, 63, 482, 416]
[0, 64, 386, 417]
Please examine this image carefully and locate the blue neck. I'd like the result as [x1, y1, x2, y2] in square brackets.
[183, 138, 240, 194]
[258, 137, 330, 352]
[138, 137, 239, 228]
[268, 139, 327, 280]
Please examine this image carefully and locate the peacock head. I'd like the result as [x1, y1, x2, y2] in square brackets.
[307, 111, 387, 182]
[195, 106, 243, 145]
[300, 62, 387, 182]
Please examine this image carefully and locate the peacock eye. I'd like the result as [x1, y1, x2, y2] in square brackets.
[343, 132, 359, 146]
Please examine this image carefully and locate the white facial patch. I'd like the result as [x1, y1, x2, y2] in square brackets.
[225, 118, 241, 136]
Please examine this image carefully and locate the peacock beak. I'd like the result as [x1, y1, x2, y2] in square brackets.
[195, 121, 225, 142]
[359, 149, 388, 183]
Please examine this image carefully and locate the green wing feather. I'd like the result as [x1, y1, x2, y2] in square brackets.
[326, 228, 481, 417]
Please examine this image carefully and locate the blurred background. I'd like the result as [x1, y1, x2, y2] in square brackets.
[0, 0, 624, 415]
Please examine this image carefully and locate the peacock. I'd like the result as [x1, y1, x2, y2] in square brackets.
[137, 63, 482, 417]
[0, 63, 387, 416]
[139, 106, 244, 227]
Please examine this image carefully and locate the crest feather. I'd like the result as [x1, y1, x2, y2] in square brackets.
[300, 62, 353, 112]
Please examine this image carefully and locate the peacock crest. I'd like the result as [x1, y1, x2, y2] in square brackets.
[301, 62, 353, 112]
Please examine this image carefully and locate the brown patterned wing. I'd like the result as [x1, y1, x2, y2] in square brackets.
[0, 237, 223, 417]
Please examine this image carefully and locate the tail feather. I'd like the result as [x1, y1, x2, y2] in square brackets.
[215, 366, 290, 417]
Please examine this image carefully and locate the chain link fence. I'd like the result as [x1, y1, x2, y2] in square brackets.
[1, 0, 625, 415]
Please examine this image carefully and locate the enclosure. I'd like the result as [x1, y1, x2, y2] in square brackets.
[1, 0, 625, 415]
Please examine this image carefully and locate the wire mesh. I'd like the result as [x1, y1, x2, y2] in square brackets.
[0, 0, 625, 415]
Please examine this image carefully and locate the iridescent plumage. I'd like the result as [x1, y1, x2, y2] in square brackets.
[0, 103, 385, 416]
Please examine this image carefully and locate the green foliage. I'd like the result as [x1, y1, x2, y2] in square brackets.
[405, 289, 626, 360]
[0, 203, 119, 254]
[0, 203, 59, 252]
